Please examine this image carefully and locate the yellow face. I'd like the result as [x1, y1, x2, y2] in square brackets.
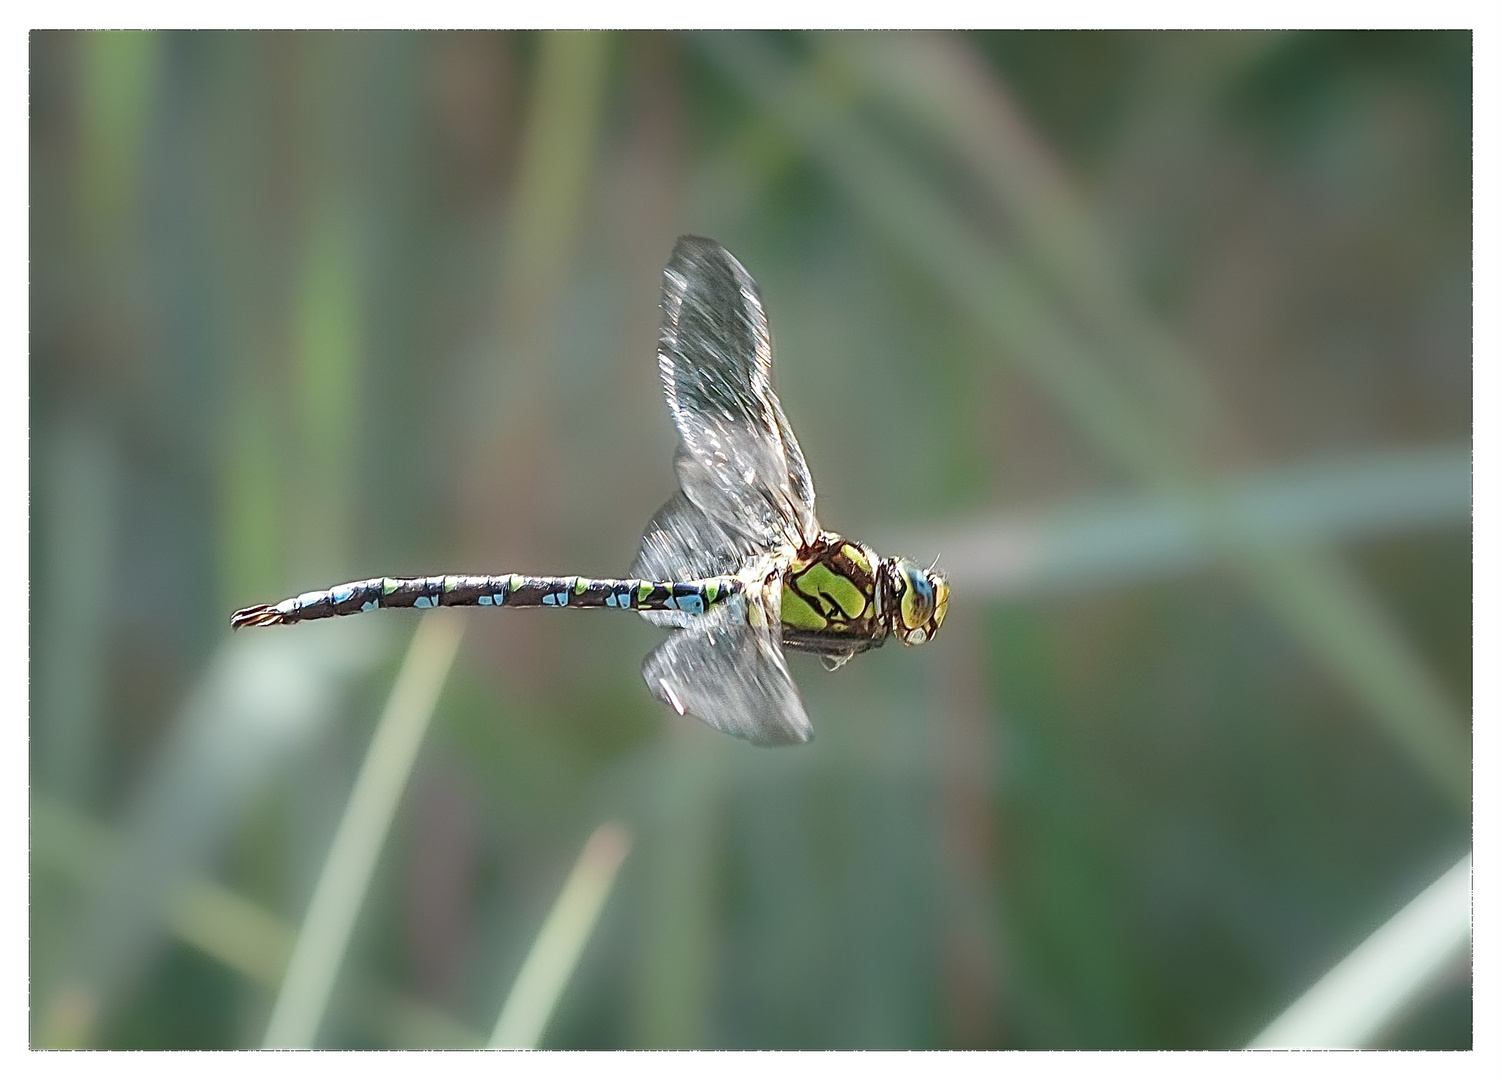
[892, 559, 948, 646]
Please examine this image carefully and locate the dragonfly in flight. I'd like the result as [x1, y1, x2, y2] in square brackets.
[232, 236, 948, 745]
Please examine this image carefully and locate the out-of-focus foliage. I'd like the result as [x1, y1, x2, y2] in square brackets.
[29, 30, 1471, 1049]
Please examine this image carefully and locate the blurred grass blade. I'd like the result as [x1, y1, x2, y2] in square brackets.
[462, 28, 611, 511]
[631, 740, 724, 1048]
[263, 611, 464, 1049]
[1249, 853, 1472, 1048]
[290, 203, 362, 579]
[893, 444, 1472, 598]
[821, 31, 1273, 445]
[32, 793, 484, 1047]
[171, 877, 293, 988]
[698, 33, 1184, 484]
[491, 822, 632, 1049]
[33, 790, 292, 988]
[36, 618, 385, 1048]
[698, 32, 1469, 807]
[502, 30, 612, 329]
[76, 30, 159, 239]
[35, 422, 117, 806]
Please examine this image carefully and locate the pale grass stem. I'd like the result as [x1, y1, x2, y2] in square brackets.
[491, 822, 633, 1049]
[263, 611, 464, 1048]
[1249, 853, 1472, 1048]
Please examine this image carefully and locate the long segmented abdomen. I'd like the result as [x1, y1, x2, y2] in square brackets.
[230, 573, 744, 629]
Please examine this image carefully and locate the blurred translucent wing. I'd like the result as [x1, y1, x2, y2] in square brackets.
[642, 596, 812, 746]
[631, 493, 761, 628]
[658, 236, 818, 551]
[634, 237, 816, 744]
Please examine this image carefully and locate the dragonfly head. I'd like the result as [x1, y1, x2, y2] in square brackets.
[884, 557, 949, 646]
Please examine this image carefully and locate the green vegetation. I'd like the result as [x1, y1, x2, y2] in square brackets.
[29, 30, 1471, 1049]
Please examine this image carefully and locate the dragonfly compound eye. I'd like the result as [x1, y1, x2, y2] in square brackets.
[931, 575, 949, 632]
[887, 559, 947, 646]
[893, 560, 933, 639]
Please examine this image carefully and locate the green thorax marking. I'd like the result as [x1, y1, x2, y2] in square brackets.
[781, 535, 881, 636]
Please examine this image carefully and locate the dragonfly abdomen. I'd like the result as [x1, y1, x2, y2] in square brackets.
[230, 573, 743, 629]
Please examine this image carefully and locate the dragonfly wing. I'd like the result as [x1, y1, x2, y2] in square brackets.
[642, 595, 812, 746]
[636, 237, 818, 744]
[631, 493, 761, 628]
[658, 236, 819, 552]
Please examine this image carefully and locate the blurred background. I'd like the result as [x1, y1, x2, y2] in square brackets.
[28, 30, 1472, 1049]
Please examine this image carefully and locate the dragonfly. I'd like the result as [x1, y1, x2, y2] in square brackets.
[231, 236, 948, 745]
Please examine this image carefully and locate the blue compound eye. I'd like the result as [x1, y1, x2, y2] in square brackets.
[897, 560, 935, 630]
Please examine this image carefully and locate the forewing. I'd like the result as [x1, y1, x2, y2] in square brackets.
[630, 493, 759, 629]
[658, 236, 818, 550]
[642, 598, 812, 746]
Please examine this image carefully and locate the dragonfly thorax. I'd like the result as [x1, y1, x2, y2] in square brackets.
[775, 534, 947, 659]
